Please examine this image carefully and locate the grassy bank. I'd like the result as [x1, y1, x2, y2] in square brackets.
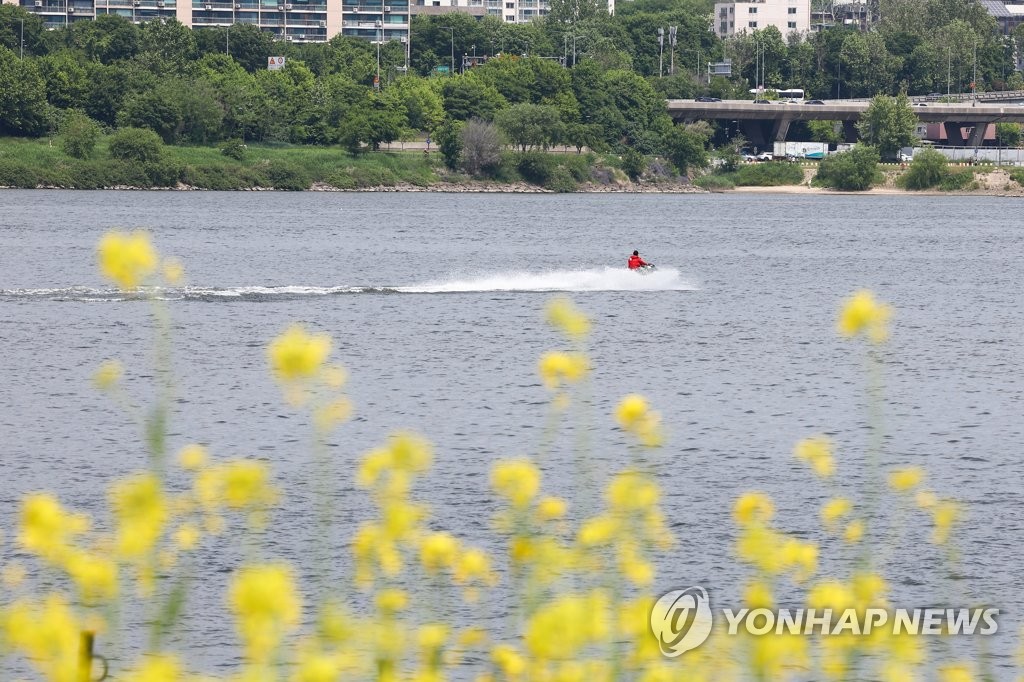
[0, 136, 681, 192]
[0, 137, 446, 190]
[694, 161, 806, 190]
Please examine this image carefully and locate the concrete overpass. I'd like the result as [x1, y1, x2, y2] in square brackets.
[666, 98, 1024, 147]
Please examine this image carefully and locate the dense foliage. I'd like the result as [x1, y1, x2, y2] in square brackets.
[813, 144, 882, 191]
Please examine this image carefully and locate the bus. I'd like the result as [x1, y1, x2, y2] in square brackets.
[748, 88, 805, 102]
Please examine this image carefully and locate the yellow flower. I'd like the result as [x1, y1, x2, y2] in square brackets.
[491, 459, 540, 507]
[292, 652, 343, 682]
[808, 579, 855, 611]
[128, 653, 182, 682]
[844, 519, 864, 544]
[537, 496, 567, 521]
[852, 571, 887, 607]
[229, 564, 301, 660]
[733, 492, 774, 526]
[545, 296, 591, 339]
[821, 498, 852, 528]
[162, 257, 185, 285]
[492, 645, 527, 677]
[939, 664, 974, 682]
[314, 397, 353, 431]
[538, 351, 589, 390]
[888, 467, 924, 491]
[417, 624, 448, 651]
[794, 436, 834, 478]
[932, 500, 959, 544]
[268, 325, 332, 382]
[174, 523, 200, 551]
[420, 532, 459, 574]
[5, 595, 80, 682]
[98, 230, 157, 289]
[18, 493, 87, 563]
[453, 548, 494, 586]
[178, 444, 208, 470]
[93, 360, 123, 390]
[221, 460, 276, 510]
[109, 473, 167, 559]
[578, 516, 618, 547]
[745, 580, 773, 608]
[376, 588, 408, 614]
[64, 550, 119, 604]
[838, 289, 892, 343]
[388, 431, 433, 473]
[607, 471, 659, 511]
[615, 394, 649, 429]
[615, 394, 663, 447]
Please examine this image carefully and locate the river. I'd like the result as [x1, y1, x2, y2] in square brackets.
[0, 190, 1021, 677]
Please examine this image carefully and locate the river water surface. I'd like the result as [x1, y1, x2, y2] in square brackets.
[0, 190, 1022, 677]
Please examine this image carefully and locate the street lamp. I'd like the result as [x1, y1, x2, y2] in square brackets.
[376, 19, 382, 88]
[657, 27, 663, 77]
[440, 25, 454, 74]
[20, 18, 24, 59]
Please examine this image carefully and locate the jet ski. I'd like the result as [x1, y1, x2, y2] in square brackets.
[635, 264, 656, 275]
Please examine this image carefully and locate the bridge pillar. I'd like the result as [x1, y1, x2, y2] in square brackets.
[842, 120, 859, 142]
[944, 122, 968, 146]
[967, 122, 990, 147]
[771, 118, 793, 142]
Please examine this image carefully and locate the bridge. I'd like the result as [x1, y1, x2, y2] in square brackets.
[667, 95, 1024, 147]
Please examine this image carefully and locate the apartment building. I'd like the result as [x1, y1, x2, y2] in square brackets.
[1, 0, 409, 43]
[410, 0, 545, 23]
[713, 0, 811, 38]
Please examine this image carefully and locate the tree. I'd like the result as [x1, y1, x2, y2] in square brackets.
[996, 123, 1022, 148]
[441, 76, 506, 121]
[0, 46, 50, 136]
[856, 94, 917, 159]
[386, 77, 445, 133]
[118, 84, 183, 143]
[899, 147, 947, 189]
[338, 93, 406, 151]
[494, 103, 562, 151]
[808, 120, 843, 146]
[109, 126, 164, 163]
[661, 123, 708, 176]
[460, 118, 503, 176]
[38, 50, 90, 110]
[0, 5, 46, 57]
[434, 117, 463, 170]
[138, 18, 197, 75]
[195, 23, 274, 73]
[65, 14, 139, 64]
[813, 144, 880, 190]
[59, 110, 101, 159]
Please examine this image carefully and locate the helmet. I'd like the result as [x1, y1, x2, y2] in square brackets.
[632, 250, 639, 256]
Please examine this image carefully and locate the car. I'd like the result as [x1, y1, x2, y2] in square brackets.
[913, 102, 928, 107]
[806, 99, 825, 105]
[753, 99, 771, 104]
[695, 96, 723, 102]
[928, 92, 942, 97]
[899, 153, 913, 162]
[756, 152, 774, 161]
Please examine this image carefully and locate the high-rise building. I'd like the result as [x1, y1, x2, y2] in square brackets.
[713, 0, 811, 38]
[1, 0, 409, 44]
[409, 0, 546, 23]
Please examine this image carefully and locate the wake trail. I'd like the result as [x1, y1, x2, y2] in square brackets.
[0, 268, 696, 302]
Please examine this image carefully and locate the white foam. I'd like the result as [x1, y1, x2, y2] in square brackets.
[396, 267, 695, 293]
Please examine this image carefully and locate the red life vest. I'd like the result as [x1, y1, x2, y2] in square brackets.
[628, 255, 646, 269]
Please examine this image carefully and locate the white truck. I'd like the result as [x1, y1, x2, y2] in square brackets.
[772, 141, 828, 160]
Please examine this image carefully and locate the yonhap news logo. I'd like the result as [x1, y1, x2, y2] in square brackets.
[650, 586, 999, 657]
[649, 587, 714, 657]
